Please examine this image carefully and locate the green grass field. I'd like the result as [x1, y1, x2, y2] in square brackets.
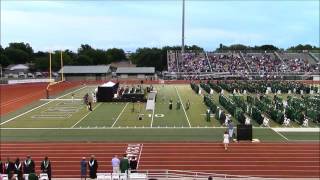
[1, 84, 319, 142]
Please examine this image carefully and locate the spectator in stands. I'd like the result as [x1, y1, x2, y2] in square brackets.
[223, 131, 229, 151]
[88, 155, 98, 179]
[129, 157, 137, 173]
[41, 156, 52, 180]
[262, 116, 270, 127]
[4, 157, 14, 175]
[23, 155, 35, 174]
[245, 117, 251, 125]
[120, 154, 129, 173]
[13, 158, 22, 180]
[111, 155, 120, 173]
[80, 157, 87, 180]
[303, 116, 309, 127]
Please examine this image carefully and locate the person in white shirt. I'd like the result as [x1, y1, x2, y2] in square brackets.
[303, 118, 309, 127]
[223, 130, 229, 151]
[283, 116, 290, 127]
[111, 155, 120, 173]
[245, 117, 251, 125]
[262, 116, 269, 127]
[225, 114, 231, 126]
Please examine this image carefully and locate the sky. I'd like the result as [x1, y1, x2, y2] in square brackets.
[1, 0, 319, 52]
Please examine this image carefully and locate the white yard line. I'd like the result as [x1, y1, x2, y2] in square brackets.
[136, 144, 144, 169]
[150, 106, 155, 127]
[111, 103, 129, 128]
[270, 128, 289, 141]
[175, 86, 191, 127]
[0, 86, 87, 126]
[70, 103, 102, 128]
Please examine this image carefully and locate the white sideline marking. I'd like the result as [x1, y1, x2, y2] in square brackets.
[0, 86, 87, 126]
[150, 106, 155, 127]
[71, 103, 102, 128]
[111, 103, 128, 128]
[270, 128, 289, 141]
[273, 127, 320, 132]
[136, 144, 143, 169]
[175, 86, 191, 127]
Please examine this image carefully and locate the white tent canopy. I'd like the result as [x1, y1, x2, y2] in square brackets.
[100, 81, 116, 87]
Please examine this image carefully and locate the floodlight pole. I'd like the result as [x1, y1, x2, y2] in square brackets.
[49, 51, 52, 82]
[181, 0, 185, 54]
[60, 50, 64, 81]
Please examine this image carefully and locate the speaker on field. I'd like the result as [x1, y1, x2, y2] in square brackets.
[237, 124, 252, 141]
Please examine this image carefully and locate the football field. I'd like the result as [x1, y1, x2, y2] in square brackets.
[0, 84, 319, 142]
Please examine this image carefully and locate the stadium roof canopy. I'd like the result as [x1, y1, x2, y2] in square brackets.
[58, 65, 111, 74]
[116, 67, 155, 74]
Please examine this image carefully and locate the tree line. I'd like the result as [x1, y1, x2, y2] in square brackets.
[216, 43, 320, 52]
[0, 43, 127, 71]
[0, 42, 319, 72]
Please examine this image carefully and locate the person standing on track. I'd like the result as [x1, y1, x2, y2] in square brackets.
[23, 155, 35, 174]
[88, 155, 98, 179]
[111, 155, 120, 173]
[129, 157, 137, 173]
[14, 158, 23, 180]
[4, 157, 14, 176]
[0, 159, 3, 174]
[223, 130, 229, 151]
[41, 156, 52, 180]
[120, 154, 129, 173]
[228, 120, 234, 142]
[80, 157, 87, 180]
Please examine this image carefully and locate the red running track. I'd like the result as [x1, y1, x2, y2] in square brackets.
[0, 82, 82, 116]
[0, 142, 319, 178]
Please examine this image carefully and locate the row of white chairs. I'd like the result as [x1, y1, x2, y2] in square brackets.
[97, 173, 147, 180]
[0, 173, 48, 180]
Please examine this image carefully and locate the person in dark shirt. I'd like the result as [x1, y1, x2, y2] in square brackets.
[4, 157, 14, 175]
[88, 155, 98, 179]
[14, 158, 23, 180]
[129, 157, 137, 173]
[0, 160, 3, 174]
[23, 155, 35, 174]
[80, 157, 87, 180]
[41, 156, 52, 180]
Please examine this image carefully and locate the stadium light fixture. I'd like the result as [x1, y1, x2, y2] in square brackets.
[181, 0, 185, 54]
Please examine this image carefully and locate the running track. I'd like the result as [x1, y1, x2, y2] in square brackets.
[0, 142, 319, 178]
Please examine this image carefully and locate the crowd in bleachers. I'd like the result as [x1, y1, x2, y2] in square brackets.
[167, 51, 319, 76]
[243, 53, 281, 73]
[208, 53, 248, 74]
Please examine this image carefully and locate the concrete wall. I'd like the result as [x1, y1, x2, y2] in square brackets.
[64, 74, 111, 81]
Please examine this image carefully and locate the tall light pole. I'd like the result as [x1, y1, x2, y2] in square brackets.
[60, 50, 64, 81]
[181, 0, 185, 54]
[49, 51, 52, 82]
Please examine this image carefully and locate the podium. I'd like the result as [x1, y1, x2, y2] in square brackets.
[237, 124, 252, 141]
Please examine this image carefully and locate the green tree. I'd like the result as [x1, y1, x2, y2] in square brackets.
[8, 42, 34, 58]
[76, 55, 93, 65]
[106, 48, 127, 62]
[4, 48, 30, 64]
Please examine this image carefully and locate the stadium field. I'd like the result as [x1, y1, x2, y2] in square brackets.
[1, 83, 319, 142]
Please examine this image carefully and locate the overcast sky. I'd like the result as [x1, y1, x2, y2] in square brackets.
[1, 0, 319, 52]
